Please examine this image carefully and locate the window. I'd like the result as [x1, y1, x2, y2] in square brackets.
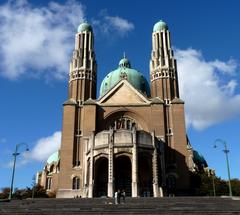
[49, 165, 54, 173]
[46, 177, 52, 190]
[168, 128, 172, 134]
[126, 120, 131, 130]
[72, 177, 80, 190]
[164, 99, 170, 105]
[116, 117, 135, 130]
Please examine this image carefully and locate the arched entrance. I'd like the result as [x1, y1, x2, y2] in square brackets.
[138, 153, 153, 197]
[166, 175, 177, 196]
[94, 157, 108, 197]
[114, 155, 132, 196]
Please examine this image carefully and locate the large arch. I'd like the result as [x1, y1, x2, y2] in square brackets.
[114, 155, 132, 196]
[94, 157, 108, 197]
[103, 110, 149, 131]
[138, 153, 153, 197]
[166, 173, 178, 196]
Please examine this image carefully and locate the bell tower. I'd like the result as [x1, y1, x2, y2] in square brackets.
[58, 22, 97, 194]
[149, 20, 189, 189]
[150, 20, 179, 101]
[68, 22, 97, 102]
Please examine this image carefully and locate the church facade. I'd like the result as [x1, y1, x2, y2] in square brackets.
[37, 20, 195, 198]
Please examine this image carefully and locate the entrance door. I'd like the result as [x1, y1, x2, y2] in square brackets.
[114, 156, 132, 196]
[139, 153, 153, 197]
[94, 157, 108, 197]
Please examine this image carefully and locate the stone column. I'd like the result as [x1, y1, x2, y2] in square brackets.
[160, 139, 166, 196]
[83, 138, 89, 198]
[40, 170, 47, 189]
[152, 132, 159, 197]
[108, 128, 114, 197]
[132, 126, 138, 197]
[88, 132, 95, 198]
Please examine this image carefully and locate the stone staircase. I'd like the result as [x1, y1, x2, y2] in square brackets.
[0, 197, 240, 215]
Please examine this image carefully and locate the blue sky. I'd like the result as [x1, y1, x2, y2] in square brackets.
[0, 0, 240, 190]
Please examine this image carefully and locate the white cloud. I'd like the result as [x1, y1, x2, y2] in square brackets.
[175, 48, 240, 130]
[0, 0, 85, 80]
[93, 10, 134, 36]
[105, 16, 134, 33]
[1, 132, 61, 168]
[0, 2, 135, 80]
[24, 131, 61, 162]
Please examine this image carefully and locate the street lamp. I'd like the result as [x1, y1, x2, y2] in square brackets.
[214, 139, 232, 197]
[8, 143, 29, 200]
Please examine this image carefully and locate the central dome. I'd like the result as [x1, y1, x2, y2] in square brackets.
[99, 58, 150, 97]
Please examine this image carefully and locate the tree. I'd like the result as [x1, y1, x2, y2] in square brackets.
[0, 185, 48, 199]
[0, 187, 10, 199]
[190, 171, 240, 196]
[231, 178, 240, 196]
[32, 184, 48, 198]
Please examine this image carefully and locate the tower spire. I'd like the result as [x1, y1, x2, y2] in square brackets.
[69, 22, 97, 102]
[150, 20, 179, 100]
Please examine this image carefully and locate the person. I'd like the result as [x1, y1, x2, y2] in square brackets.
[117, 189, 121, 204]
[121, 189, 126, 203]
[114, 190, 118, 204]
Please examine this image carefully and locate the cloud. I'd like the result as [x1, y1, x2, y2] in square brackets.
[1, 131, 61, 168]
[175, 48, 240, 130]
[92, 10, 134, 36]
[105, 16, 134, 33]
[24, 131, 61, 162]
[0, 1, 135, 80]
[0, 0, 85, 80]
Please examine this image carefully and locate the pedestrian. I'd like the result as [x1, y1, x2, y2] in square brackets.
[117, 189, 121, 204]
[114, 190, 118, 204]
[121, 189, 126, 203]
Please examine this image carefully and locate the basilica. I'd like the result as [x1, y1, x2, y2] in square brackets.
[36, 20, 199, 198]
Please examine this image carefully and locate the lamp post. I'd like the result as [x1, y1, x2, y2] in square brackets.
[214, 139, 232, 197]
[8, 143, 29, 200]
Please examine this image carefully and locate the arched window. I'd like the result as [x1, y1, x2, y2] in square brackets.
[56, 162, 60, 172]
[46, 177, 52, 190]
[72, 177, 80, 190]
[49, 165, 54, 173]
[109, 117, 137, 130]
[126, 120, 131, 130]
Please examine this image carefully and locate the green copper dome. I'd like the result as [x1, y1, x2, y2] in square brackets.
[119, 58, 131, 68]
[47, 151, 59, 165]
[193, 150, 208, 167]
[99, 58, 150, 97]
[153, 20, 168, 32]
[78, 22, 92, 33]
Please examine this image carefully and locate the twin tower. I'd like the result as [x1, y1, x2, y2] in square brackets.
[37, 20, 193, 198]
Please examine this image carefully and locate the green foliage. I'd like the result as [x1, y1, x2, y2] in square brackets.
[191, 172, 240, 196]
[231, 178, 240, 196]
[0, 185, 48, 199]
[33, 184, 49, 198]
[0, 187, 10, 199]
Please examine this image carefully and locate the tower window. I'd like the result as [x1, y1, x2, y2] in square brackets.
[168, 128, 172, 134]
[72, 177, 80, 190]
[164, 99, 170, 105]
[46, 177, 52, 190]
